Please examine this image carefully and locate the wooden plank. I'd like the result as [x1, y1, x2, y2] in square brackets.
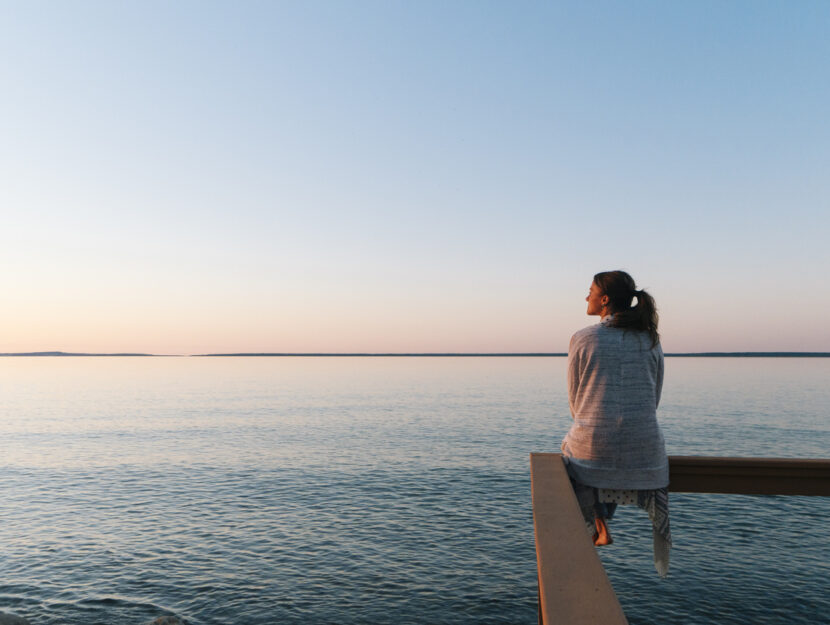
[530, 453, 628, 625]
[669, 456, 830, 496]
[532, 454, 830, 623]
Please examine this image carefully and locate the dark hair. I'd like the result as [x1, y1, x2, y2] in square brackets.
[593, 270, 660, 347]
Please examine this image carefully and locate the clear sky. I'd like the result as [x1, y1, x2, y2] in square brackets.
[1, 1, 828, 354]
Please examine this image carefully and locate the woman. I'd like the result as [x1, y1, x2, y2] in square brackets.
[561, 270, 671, 575]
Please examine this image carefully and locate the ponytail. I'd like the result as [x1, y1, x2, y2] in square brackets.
[593, 271, 660, 348]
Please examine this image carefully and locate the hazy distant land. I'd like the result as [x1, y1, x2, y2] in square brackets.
[2, 351, 828, 358]
[0, 351, 158, 357]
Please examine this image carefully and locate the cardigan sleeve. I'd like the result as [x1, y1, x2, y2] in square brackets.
[655, 346, 664, 409]
[566, 333, 581, 419]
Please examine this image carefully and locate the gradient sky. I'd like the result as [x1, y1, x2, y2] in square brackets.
[2, 1, 828, 354]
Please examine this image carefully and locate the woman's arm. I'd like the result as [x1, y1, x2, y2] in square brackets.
[567, 334, 581, 418]
[655, 347, 664, 409]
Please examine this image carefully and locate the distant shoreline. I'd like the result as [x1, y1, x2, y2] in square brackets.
[195, 352, 830, 358]
[0, 352, 162, 357]
[2, 351, 829, 358]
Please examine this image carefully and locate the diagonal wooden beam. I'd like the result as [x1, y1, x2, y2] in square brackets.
[530, 453, 628, 625]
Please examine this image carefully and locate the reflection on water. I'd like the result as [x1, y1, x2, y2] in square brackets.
[1, 357, 829, 624]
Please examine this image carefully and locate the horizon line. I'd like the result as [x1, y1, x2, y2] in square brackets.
[2, 351, 830, 358]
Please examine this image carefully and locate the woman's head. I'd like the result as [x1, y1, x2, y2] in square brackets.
[589, 270, 660, 346]
[591, 271, 637, 314]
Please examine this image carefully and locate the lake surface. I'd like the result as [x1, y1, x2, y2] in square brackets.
[1, 357, 828, 624]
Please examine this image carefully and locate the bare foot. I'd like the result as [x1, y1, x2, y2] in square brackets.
[593, 517, 613, 546]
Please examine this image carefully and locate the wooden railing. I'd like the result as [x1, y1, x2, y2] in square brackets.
[667, 456, 830, 496]
[530, 453, 830, 625]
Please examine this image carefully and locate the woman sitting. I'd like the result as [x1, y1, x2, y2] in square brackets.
[561, 270, 671, 575]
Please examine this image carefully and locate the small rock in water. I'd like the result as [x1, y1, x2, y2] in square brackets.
[0, 613, 32, 625]
[146, 617, 183, 625]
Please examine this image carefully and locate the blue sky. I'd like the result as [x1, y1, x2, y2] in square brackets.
[1, 1, 828, 353]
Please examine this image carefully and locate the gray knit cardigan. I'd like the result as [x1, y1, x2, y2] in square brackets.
[561, 317, 669, 490]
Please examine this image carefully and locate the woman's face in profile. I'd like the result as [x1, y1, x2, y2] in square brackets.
[586, 282, 607, 316]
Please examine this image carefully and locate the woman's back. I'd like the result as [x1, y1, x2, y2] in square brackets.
[562, 319, 668, 490]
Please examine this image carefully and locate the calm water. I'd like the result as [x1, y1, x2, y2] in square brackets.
[1, 357, 828, 624]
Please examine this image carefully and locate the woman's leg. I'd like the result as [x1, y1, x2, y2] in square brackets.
[593, 498, 614, 546]
[594, 516, 613, 545]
